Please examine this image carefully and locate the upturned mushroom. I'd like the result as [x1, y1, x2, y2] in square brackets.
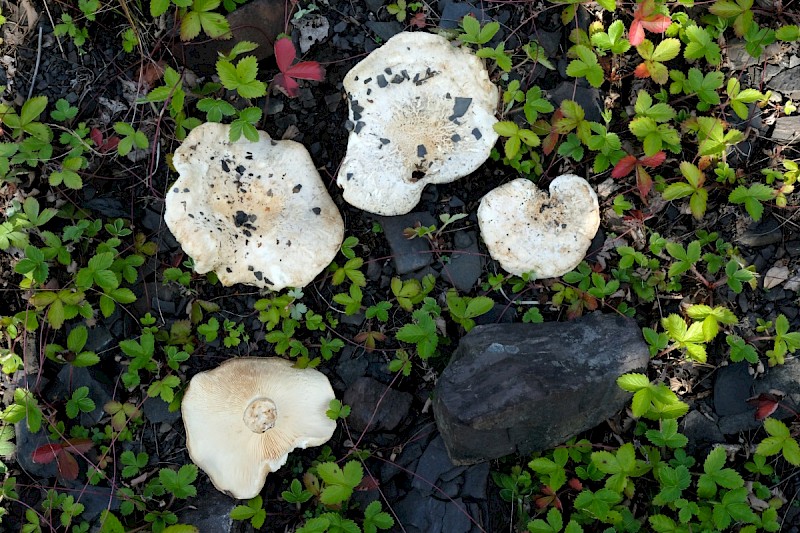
[336, 31, 499, 216]
[164, 122, 344, 290]
[181, 357, 337, 499]
[477, 175, 600, 278]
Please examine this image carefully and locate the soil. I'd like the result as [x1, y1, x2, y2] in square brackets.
[2, 0, 800, 531]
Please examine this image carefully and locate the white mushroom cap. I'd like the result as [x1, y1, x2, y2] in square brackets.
[477, 175, 600, 278]
[181, 357, 337, 499]
[336, 31, 499, 216]
[164, 123, 344, 290]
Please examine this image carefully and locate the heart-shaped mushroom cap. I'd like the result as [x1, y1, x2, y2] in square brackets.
[336, 31, 499, 216]
[477, 175, 600, 278]
[164, 123, 344, 290]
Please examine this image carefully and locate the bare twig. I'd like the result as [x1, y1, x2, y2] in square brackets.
[26, 25, 42, 100]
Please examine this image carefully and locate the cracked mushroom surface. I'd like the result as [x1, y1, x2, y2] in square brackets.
[181, 357, 337, 499]
[164, 122, 344, 290]
[336, 31, 499, 216]
[477, 175, 600, 278]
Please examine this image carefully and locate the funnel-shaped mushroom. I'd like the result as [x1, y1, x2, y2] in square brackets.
[336, 31, 499, 216]
[181, 357, 336, 499]
[477, 175, 600, 278]
[164, 123, 344, 290]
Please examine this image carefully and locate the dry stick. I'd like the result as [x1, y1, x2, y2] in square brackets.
[40, 0, 65, 58]
[27, 25, 43, 101]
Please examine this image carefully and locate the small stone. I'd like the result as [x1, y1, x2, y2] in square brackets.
[767, 66, 800, 100]
[412, 436, 466, 495]
[178, 479, 238, 532]
[770, 116, 800, 144]
[365, 21, 403, 42]
[343, 377, 413, 433]
[440, 0, 489, 29]
[378, 212, 436, 275]
[764, 265, 790, 289]
[681, 410, 725, 455]
[548, 82, 604, 123]
[714, 363, 753, 416]
[441, 230, 482, 292]
[143, 397, 180, 425]
[736, 217, 783, 247]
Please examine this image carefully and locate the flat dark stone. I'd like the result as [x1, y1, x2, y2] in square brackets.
[377, 212, 436, 275]
[433, 313, 649, 464]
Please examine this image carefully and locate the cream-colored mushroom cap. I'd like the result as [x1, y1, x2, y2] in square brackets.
[181, 357, 337, 499]
[477, 175, 600, 278]
[336, 31, 499, 216]
[164, 122, 344, 290]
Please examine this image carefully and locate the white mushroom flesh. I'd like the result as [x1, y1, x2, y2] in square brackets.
[165, 123, 344, 290]
[477, 175, 600, 278]
[337, 31, 499, 216]
[182, 358, 337, 499]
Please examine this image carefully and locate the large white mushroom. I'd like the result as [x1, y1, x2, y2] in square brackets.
[181, 357, 337, 499]
[336, 31, 499, 216]
[164, 123, 344, 290]
[477, 175, 600, 278]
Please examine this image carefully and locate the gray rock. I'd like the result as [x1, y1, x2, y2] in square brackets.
[433, 313, 649, 464]
[394, 491, 478, 533]
[343, 377, 413, 433]
[714, 363, 753, 416]
[60, 485, 119, 521]
[767, 66, 800, 100]
[736, 217, 783, 247]
[718, 358, 800, 434]
[84, 325, 115, 354]
[15, 423, 58, 478]
[681, 410, 725, 454]
[336, 347, 369, 389]
[442, 230, 482, 292]
[55, 366, 112, 427]
[770, 116, 800, 144]
[143, 397, 181, 425]
[365, 21, 403, 42]
[413, 436, 465, 495]
[548, 82, 604, 123]
[178, 479, 237, 532]
[440, 0, 489, 29]
[378, 212, 436, 275]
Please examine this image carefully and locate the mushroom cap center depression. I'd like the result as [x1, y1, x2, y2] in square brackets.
[381, 95, 459, 180]
[206, 161, 287, 234]
[243, 397, 278, 433]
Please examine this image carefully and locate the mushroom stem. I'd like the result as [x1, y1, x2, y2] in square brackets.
[243, 397, 278, 433]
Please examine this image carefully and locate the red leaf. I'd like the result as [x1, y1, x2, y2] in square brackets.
[612, 155, 637, 179]
[274, 38, 297, 74]
[356, 474, 380, 491]
[639, 151, 666, 167]
[633, 62, 651, 79]
[273, 73, 299, 97]
[56, 450, 80, 480]
[100, 137, 120, 154]
[285, 61, 325, 81]
[568, 478, 583, 491]
[629, 19, 645, 46]
[635, 166, 654, 200]
[90, 128, 103, 147]
[747, 393, 781, 420]
[409, 12, 427, 28]
[641, 14, 671, 33]
[32, 444, 62, 464]
[62, 438, 94, 455]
